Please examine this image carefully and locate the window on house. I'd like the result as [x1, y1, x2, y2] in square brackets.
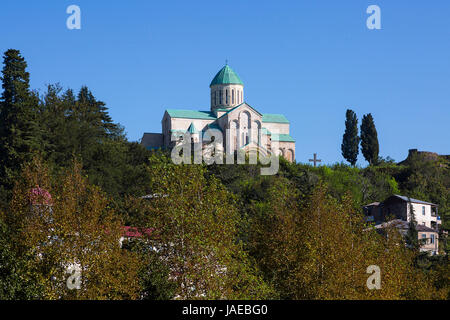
[430, 234, 435, 244]
[422, 206, 425, 215]
[421, 234, 427, 243]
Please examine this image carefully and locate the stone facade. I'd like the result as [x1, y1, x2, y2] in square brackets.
[141, 65, 295, 162]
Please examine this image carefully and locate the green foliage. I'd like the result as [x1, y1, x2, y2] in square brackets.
[5, 157, 141, 300]
[125, 240, 177, 300]
[0, 218, 44, 299]
[135, 152, 273, 299]
[0, 49, 447, 300]
[0, 49, 42, 189]
[341, 109, 359, 166]
[360, 113, 379, 165]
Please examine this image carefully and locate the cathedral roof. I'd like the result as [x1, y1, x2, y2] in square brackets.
[210, 65, 243, 87]
[166, 109, 216, 120]
[262, 114, 290, 123]
[187, 122, 198, 134]
[271, 133, 296, 142]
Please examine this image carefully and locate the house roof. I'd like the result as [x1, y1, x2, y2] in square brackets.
[141, 193, 168, 199]
[210, 65, 243, 86]
[166, 109, 216, 120]
[388, 195, 437, 206]
[262, 113, 290, 123]
[374, 219, 437, 233]
[363, 202, 381, 207]
[122, 226, 154, 238]
[29, 187, 53, 205]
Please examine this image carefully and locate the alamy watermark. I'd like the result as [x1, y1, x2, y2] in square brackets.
[366, 265, 381, 290]
[66, 264, 81, 290]
[366, 5, 381, 30]
[170, 128, 280, 176]
[66, 5, 81, 30]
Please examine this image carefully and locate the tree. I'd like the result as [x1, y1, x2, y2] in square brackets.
[0, 217, 43, 299]
[6, 156, 141, 299]
[341, 109, 359, 166]
[405, 199, 420, 251]
[0, 49, 41, 188]
[360, 113, 379, 165]
[125, 239, 177, 300]
[138, 152, 272, 299]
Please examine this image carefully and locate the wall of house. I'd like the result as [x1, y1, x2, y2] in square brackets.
[382, 199, 407, 221]
[407, 203, 439, 228]
[419, 231, 439, 254]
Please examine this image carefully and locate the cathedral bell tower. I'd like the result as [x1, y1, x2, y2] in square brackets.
[210, 64, 244, 112]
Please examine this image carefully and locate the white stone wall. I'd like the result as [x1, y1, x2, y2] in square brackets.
[210, 84, 244, 110]
[221, 104, 262, 153]
[277, 141, 296, 162]
[170, 118, 215, 133]
[407, 203, 440, 228]
[262, 122, 290, 135]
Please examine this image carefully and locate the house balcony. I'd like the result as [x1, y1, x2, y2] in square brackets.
[431, 207, 438, 217]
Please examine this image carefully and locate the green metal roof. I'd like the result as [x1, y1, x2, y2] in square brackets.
[187, 122, 198, 134]
[206, 122, 222, 131]
[261, 127, 271, 135]
[271, 133, 295, 142]
[262, 114, 290, 123]
[210, 65, 243, 86]
[166, 109, 216, 120]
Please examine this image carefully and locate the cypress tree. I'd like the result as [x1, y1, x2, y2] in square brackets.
[341, 109, 359, 166]
[360, 113, 379, 165]
[405, 199, 420, 251]
[0, 49, 41, 187]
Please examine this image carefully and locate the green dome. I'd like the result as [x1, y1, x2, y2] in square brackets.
[210, 65, 243, 87]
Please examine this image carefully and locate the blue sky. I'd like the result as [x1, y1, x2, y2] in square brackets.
[1, 0, 449, 166]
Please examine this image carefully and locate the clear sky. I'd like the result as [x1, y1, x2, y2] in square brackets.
[1, 1, 449, 166]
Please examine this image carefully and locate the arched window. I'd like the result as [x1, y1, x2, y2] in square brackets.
[232, 90, 235, 104]
[226, 90, 229, 105]
[219, 90, 222, 105]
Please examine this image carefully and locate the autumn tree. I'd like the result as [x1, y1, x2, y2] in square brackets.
[137, 152, 272, 299]
[6, 157, 141, 300]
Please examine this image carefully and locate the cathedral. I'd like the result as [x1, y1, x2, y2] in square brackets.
[141, 64, 295, 162]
